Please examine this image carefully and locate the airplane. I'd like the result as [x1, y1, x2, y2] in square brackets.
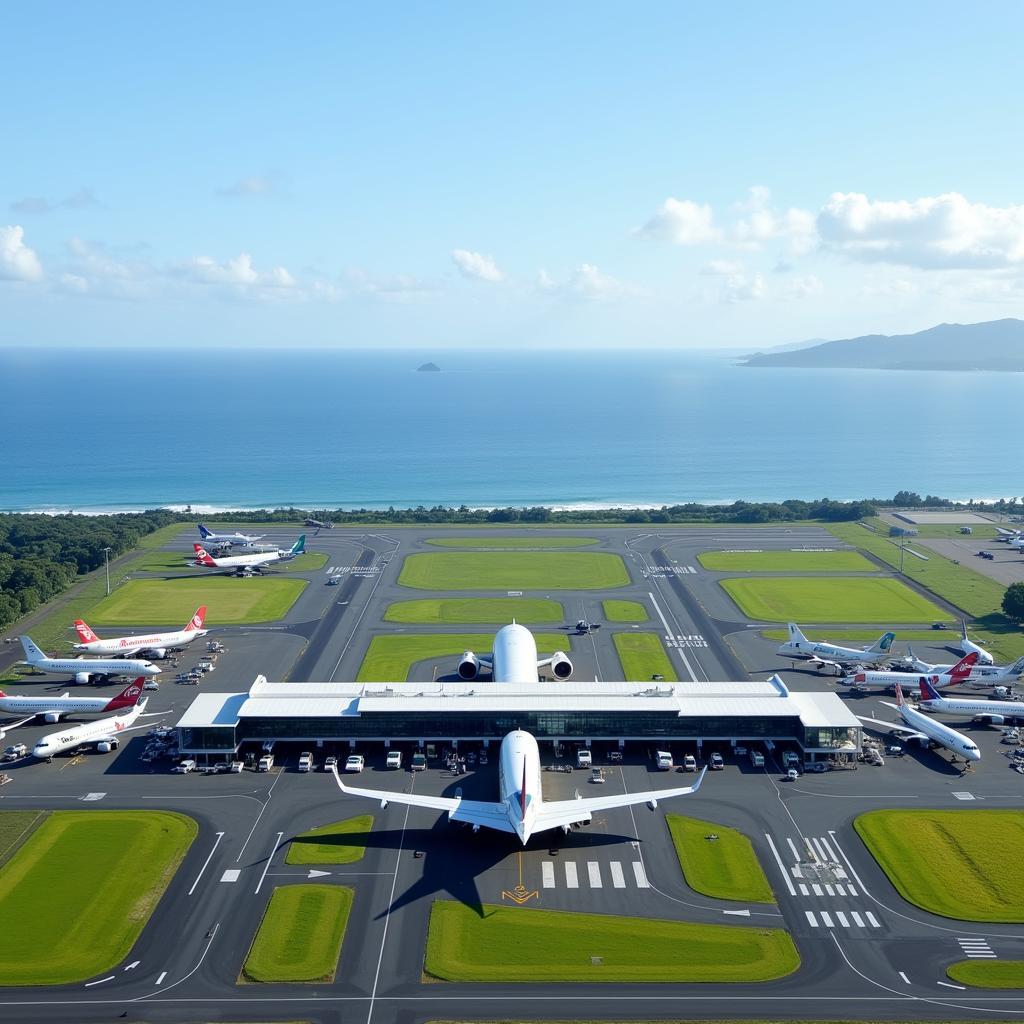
[902, 646, 1024, 685]
[191, 535, 305, 576]
[457, 623, 572, 682]
[304, 517, 333, 532]
[777, 623, 895, 666]
[843, 652, 978, 691]
[72, 606, 207, 659]
[996, 527, 1022, 542]
[857, 681, 981, 763]
[197, 524, 265, 550]
[0, 678, 146, 738]
[917, 676, 1024, 725]
[18, 636, 161, 685]
[32, 695, 155, 760]
[332, 727, 706, 844]
[955, 621, 994, 665]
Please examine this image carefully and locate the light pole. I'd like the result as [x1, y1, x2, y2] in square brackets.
[899, 537, 905, 575]
[103, 547, 112, 597]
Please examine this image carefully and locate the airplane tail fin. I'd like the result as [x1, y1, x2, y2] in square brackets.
[74, 619, 99, 643]
[520, 757, 528, 818]
[961, 619, 969, 641]
[919, 676, 944, 702]
[19, 636, 46, 663]
[185, 606, 207, 632]
[290, 534, 306, 555]
[894, 680, 905, 706]
[1007, 656, 1024, 678]
[787, 623, 808, 643]
[948, 651, 979, 681]
[869, 631, 896, 654]
[193, 545, 217, 567]
[198, 524, 213, 539]
[105, 678, 145, 711]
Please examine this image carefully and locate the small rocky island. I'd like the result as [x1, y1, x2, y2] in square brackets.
[417, 362, 441, 372]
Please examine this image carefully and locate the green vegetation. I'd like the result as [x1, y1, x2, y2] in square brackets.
[0, 810, 196, 985]
[384, 598, 563, 624]
[424, 901, 799, 983]
[426, 537, 598, 548]
[89, 576, 307, 626]
[283, 551, 329, 572]
[398, 552, 630, 590]
[358, 633, 564, 681]
[720, 576, 952, 623]
[612, 633, 678, 682]
[697, 550, 876, 572]
[948, 960, 1024, 987]
[855, 810, 1024, 922]
[130, 550, 194, 573]
[242, 885, 353, 983]
[0, 811, 47, 868]
[666, 815, 775, 903]
[1004, 582, 1024, 624]
[286, 816, 374, 865]
[602, 599, 648, 622]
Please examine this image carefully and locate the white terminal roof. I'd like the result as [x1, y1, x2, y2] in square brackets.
[175, 675, 861, 730]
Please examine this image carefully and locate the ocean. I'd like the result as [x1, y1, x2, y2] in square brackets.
[2, 348, 1020, 512]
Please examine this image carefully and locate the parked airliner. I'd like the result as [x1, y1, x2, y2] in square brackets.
[19, 637, 161, 685]
[0, 678, 145, 738]
[843, 652, 978, 691]
[73, 607, 207, 659]
[903, 647, 1024, 685]
[917, 677, 1024, 725]
[192, 535, 305, 576]
[197, 524, 265, 549]
[457, 623, 572, 683]
[333, 727, 706, 843]
[777, 623, 895, 666]
[955, 621, 994, 665]
[857, 682, 981, 763]
[32, 696, 154, 759]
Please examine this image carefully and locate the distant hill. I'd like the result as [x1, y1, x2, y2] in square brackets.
[743, 319, 1024, 371]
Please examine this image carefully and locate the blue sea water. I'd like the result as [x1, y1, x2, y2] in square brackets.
[2, 348, 1021, 511]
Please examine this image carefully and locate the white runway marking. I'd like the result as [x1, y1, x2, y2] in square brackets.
[953, 791, 975, 800]
[81, 792, 105, 801]
[254, 832, 284, 895]
[564, 862, 579, 888]
[958, 937, 996, 958]
[798, 883, 809, 895]
[899, 970, 911, 984]
[845, 883, 857, 896]
[811, 883, 823, 896]
[632, 861, 649, 888]
[938, 980, 967, 989]
[646, 591, 698, 682]
[763, 834, 796, 895]
[84, 975, 115, 987]
[610, 861, 626, 888]
[820, 910, 835, 928]
[851, 911, 865, 927]
[541, 861, 555, 888]
[188, 831, 225, 896]
[587, 862, 602, 888]
[818, 835, 837, 860]
[786, 837, 802, 861]
[825, 884, 835, 896]
[805, 910, 819, 927]
[865, 911, 881, 928]
[155, 971, 167, 985]
[220, 869, 240, 882]
[835, 911, 849, 928]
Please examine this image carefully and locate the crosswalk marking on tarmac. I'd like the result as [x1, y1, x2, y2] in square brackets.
[851, 911, 864, 927]
[539, 860, 646, 891]
[958, 937, 996, 958]
[632, 861, 650, 888]
[541, 862, 555, 888]
[805, 909, 881, 929]
[865, 911, 880, 928]
[798, 883, 809, 895]
[610, 861, 626, 888]
[587, 862, 602, 888]
[564, 862, 579, 888]
[805, 910, 818, 927]
[820, 910, 834, 928]
[835, 910, 849, 927]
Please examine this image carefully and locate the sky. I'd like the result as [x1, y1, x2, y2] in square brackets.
[2, 1, 1023, 349]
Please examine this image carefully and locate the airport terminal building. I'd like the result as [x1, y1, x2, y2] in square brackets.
[175, 675, 862, 761]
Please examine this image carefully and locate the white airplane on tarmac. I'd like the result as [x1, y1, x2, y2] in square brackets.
[197, 524, 265, 550]
[32, 696, 157, 760]
[333, 727, 706, 844]
[72, 606, 207, 659]
[954, 621, 994, 665]
[19, 637, 161, 685]
[777, 624, 895, 666]
[192, 535, 305, 576]
[457, 622, 573, 683]
[843, 652, 978, 691]
[917, 677, 1024, 725]
[857, 681, 981, 764]
[902, 647, 1024, 687]
[0, 677, 145, 734]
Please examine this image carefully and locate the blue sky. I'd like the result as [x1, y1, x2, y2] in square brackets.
[2, 1, 1023, 348]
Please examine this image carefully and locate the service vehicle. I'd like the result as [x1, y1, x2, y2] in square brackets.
[683, 753, 697, 772]
[172, 759, 196, 774]
[655, 749, 673, 770]
[785, 767, 800, 781]
[229, 761, 244, 773]
[257, 754, 274, 771]
[410, 752, 427, 771]
[345, 754, 365, 772]
[143, 680, 160, 691]
[3, 743, 28, 760]
[590, 766, 606, 783]
[708, 751, 725, 770]
[749, 748, 765, 768]
[386, 750, 403, 769]
[298, 751, 314, 772]
[782, 751, 800, 769]
[576, 748, 593, 769]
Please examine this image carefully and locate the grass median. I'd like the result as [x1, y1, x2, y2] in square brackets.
[612, 633, 678, 682]
[358, 633, 564, 681]
[286, 816, 374, 865]
[854, 809, 1024, 922]
[285, 551, 329, 571]
[398, 552, 630, 590]
[698, 550, 876, 572]
[384, 598, 563, 624]
[720, 576, 952, 624]
[666, 815, 775, 903]
[424, 901, 799, 982]
[948, 960, 1024, 987]
[426, 537, 598, 548]
[242, 884, 353, 983]
[89, 576, 306, 625]
[602, 599, 648, 622]
[0, 810, 196, 985]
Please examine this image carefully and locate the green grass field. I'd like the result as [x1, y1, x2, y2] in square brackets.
[357, 633, 564, 681]
[285, 551, 329, 571]
[426, 537, 599, 548]
[384, 598, 563, 624]
[286, 816, 374, 865]
[697, 550, 877, 572]
[666, 815, 775, 903]
[948, 960, 1024, 987]
[242, 885, 353, 983]
[130, 551, 196, 573]
[398, 552, 630, 590]
[854, 810, 1024, 922]
[0, 810, 196, 985]
[0, 811, 47, 868]
[602, 599, 648, 622]
[88, 576, 307, 626]
[720, 576, 952, 623]
[612, 633, 678, 682]
[424, 901, 799, 983]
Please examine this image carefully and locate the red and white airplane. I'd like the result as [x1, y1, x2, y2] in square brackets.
[191, 535, 305, 576]
[32, 695, 154, 759]
[844, 652, 979, 691]
[0, 678, 146, 738]
[73, 607, 207, 659]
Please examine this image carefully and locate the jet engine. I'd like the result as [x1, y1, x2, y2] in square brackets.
[96, 739, 119, 753]
[43, 712, 62, 724]
[974, 713, 1006, 725]
[549, 651, 573, 679]
[146, 648, 167, 660]
[458, 652, 481, 680]
[74, 672, 91, 686]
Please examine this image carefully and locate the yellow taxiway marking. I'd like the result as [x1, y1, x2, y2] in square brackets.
[501, 850, 539, 905]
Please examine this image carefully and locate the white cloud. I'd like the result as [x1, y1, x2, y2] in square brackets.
[539, 263, 636, 302]
[344, 268, 438, 302]
[181, 253, 295, 290]
[699, 259, 743, 276]
[452, 248, 503, 282]
[787, 273, 824, 297]
[0, 225, 43, 281]
[58, 272, 88, 293]
[817, 191, 1024, 268]
[732, 186, 816, 253]
[721, 272, 767, 303]
[636, 198, 719, 244]
[216, 176, 274, 198]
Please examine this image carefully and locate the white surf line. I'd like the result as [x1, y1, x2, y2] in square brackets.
[187, 832, 225, 896]
[254, 832, 284, 895]
[235, 767, 285, 863]
[647, 591, 698, 682]
[763, 834, 797, 896]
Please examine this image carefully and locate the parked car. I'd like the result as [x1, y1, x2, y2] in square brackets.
[298, 751, 314, 772]
[323, 755, 338, 771]
[229, 761, 244, 773]
[257, 754, 274, 771]
[172, 759, 197, 774]
[345, 754, 365, 773]
[386, 750, 403, 769]
[143, 680, 160, 691]
[708, 752, 725, 770]
[683, 753, 697, 772]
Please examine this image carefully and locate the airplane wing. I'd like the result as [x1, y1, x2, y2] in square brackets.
[0, 715, 37, 738]
[856, 715, 928, 741]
